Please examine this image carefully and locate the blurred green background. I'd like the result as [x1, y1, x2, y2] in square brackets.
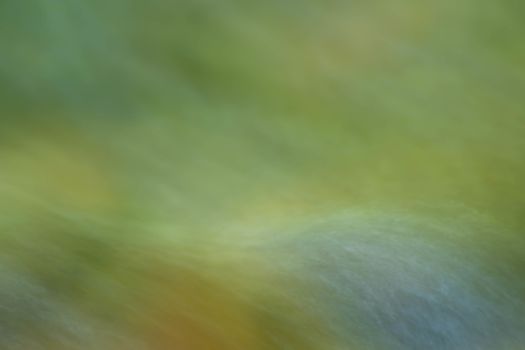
[0, 0, 525, 349]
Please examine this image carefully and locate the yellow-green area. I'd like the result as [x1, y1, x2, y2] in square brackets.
[0, 1, 524, 349]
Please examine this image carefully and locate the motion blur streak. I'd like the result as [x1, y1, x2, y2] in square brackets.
[1, 0, 525, 349]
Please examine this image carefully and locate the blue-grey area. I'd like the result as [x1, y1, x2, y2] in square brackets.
[261, 212, 525, 350]
[0, 262, 144, 350]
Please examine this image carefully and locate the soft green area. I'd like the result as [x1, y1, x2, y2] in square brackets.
[0, 1, 524, 349]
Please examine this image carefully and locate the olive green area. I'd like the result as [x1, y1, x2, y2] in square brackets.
[0, 1, 524, 349]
